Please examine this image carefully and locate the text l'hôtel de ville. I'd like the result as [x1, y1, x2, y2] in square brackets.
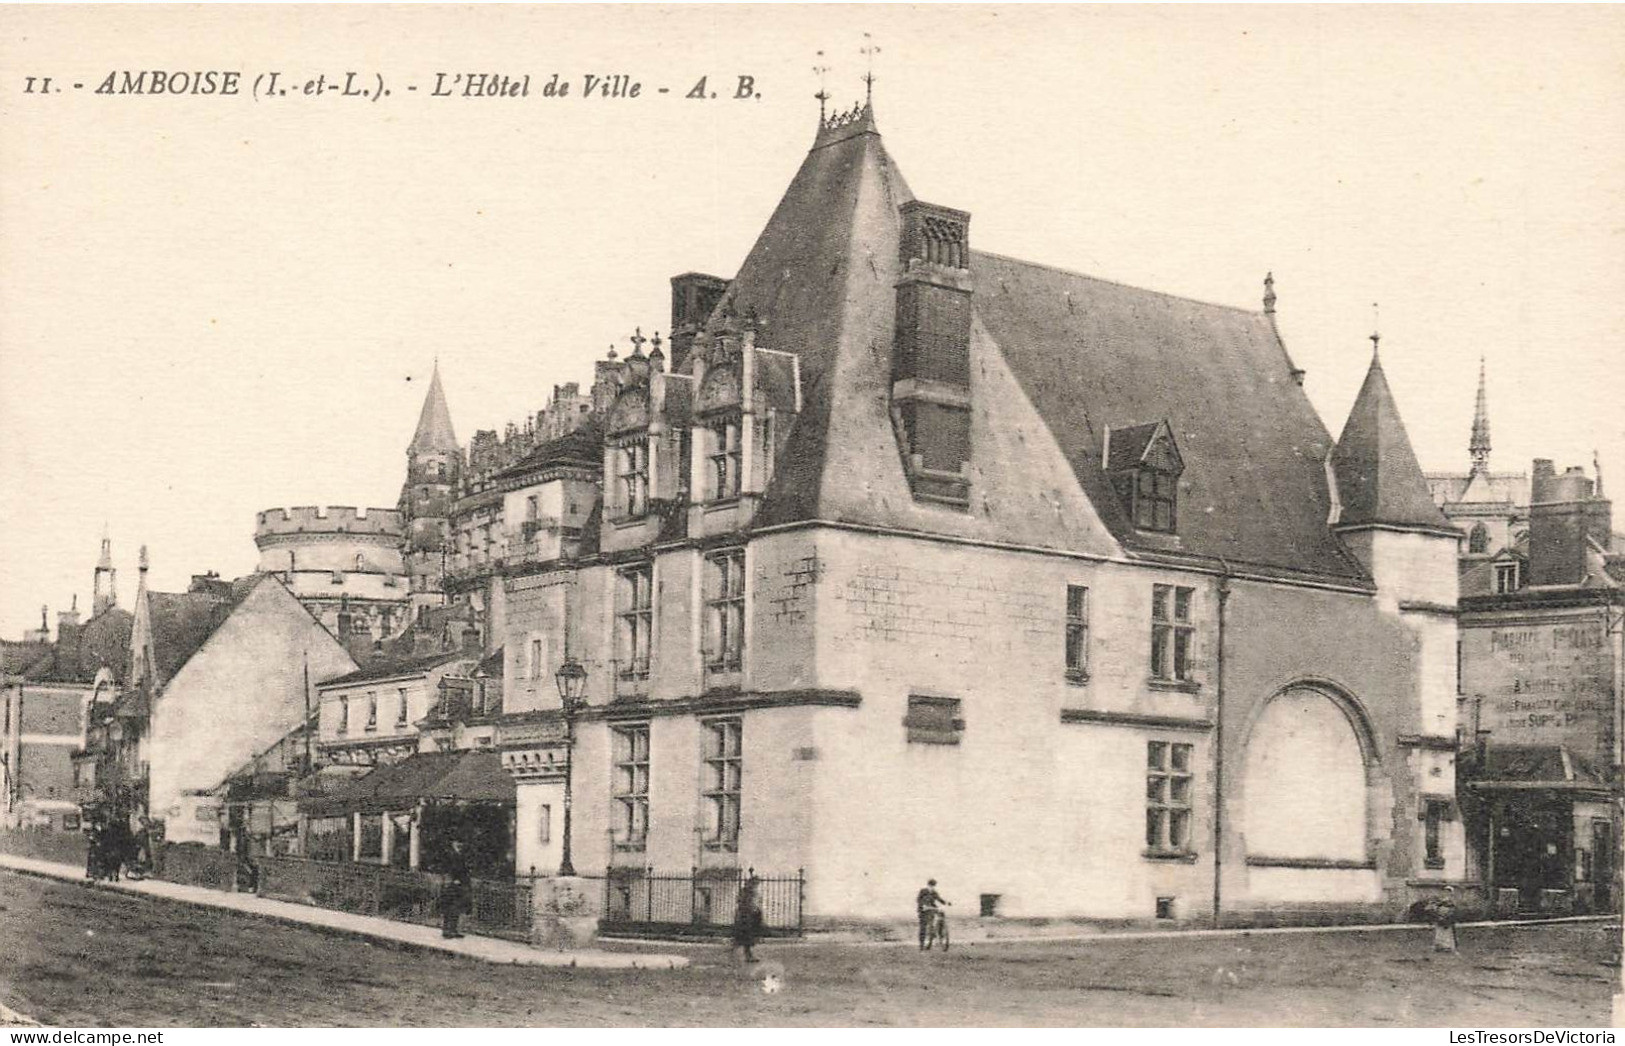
[48, 71, 759, 101]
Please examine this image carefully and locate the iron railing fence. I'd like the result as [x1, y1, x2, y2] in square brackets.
[254, 855, 533, 942]
[600, 866, 803, 937]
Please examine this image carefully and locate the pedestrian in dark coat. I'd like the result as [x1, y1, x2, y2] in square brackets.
[733, 874, 763, 963]
[1432, 888, 1459, 954]
[440, 839, 471, 939]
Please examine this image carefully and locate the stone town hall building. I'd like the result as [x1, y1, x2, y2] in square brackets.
[348, 103, 1466, 926]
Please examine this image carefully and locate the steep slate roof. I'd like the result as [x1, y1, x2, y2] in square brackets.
[734, 107, 1367, 583]
[494, 422, 602, 479]
[300, 750, 514, 815]
[318, 650, 471, 688]
[1, 640, 51, 677]
[409, 364, 458, 455]
[21, 608, 132, 683]
[1332, 354, 1454, 532]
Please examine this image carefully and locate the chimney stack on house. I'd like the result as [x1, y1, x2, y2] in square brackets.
[1527, 459, 1613, 587]
[668, 272, 730, 373]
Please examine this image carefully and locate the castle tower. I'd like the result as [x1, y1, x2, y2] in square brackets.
[93, 532, 117, 616]
[399, 363, 459, 619]
[1331, 331, 1463, 722]
[1469, 357, 1491, 475]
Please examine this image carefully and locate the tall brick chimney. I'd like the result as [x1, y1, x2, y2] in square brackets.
[1527, 461, 1613, 587]
[669, 273, 729, 372]
[891, 201, 973, 507]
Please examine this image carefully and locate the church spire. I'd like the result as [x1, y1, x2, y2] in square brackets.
[409, 362, 458, 456]
[93, 528, 117, 616]
[1470, 356, 1491, 474]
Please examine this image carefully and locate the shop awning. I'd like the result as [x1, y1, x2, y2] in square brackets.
[1466, 744, 1612, 792]
[298, 750, 516, 817]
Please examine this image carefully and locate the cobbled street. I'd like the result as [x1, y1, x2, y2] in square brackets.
[0, 870, 1617, 1027]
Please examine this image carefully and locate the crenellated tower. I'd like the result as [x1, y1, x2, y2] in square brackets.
[399, 363, 459, 620]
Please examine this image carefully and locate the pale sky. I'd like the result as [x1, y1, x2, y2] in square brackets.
[1, 5, 1621, 636]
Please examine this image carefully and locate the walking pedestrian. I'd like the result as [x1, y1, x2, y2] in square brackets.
[440, 839, 471, 939]
[1432, 887, 1459, 954]
[733, 873, 763, 963]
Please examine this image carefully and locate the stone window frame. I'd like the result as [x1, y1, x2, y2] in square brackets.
[395, 687, 409, 727]
[612, 438, 651, 520]
[337, 695, 349, 736]
[1145, 740, 1195, 857]
[703, 549, 746, 677]
[365, 691, 378, 732]
[903, 695, 964, 745]
[704, 415, 744, 503]
[1494, 561, 1520, 594]
[1065, 584, 1090, 683]
[615, 563, 655, 686]
[701, 717, 743, 852]
[611, 723, 651, 851]
[1421, 797, 1453, 870]
[1150, 584, 1196, 683]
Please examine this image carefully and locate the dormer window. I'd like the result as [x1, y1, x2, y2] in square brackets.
[615, 440, 649, 518]
[1494, 560, 1520, 594]
[1133, 469, 1178, 533]
[1106, 421, 1184, 535]
[707, 418, 742, 501]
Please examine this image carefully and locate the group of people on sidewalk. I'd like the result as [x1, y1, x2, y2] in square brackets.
[83, 809, 151, 883]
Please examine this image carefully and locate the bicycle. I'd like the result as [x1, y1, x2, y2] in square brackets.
[922, 908, 950, 951]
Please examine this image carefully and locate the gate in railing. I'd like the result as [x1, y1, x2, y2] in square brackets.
[255, 855, 533, 942]
[599, 866, 803, 938]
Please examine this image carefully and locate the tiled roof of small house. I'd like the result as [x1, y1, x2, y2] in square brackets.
[317, 650, 472, 688]
[730, 106, 1371, 584]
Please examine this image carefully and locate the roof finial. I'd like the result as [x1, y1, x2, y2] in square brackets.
[629, 327, 647, 358]
[1594, 449, 1604, 497]
[1262, 271, 1276, 315]
[814, 51, 830, 122]
[1470, 355, 1491, 474]
[1369, 302, 1381, 358]
[606, 343, 618, 361]
[860, 33, 880, 107]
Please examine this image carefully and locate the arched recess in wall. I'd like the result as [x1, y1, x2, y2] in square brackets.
[1468, 523, 1490, 554]
[1240, 683, 1378, 863]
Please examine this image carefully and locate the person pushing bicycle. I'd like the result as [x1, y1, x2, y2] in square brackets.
[916, 878, 950, 950]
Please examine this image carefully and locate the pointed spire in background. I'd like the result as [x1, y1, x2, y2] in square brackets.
[130, 544, 158, 692]
[409, 361, 458, 455]
[94, 529, 118, 616]
[860, 33, 880, 107]
[814, 50, 830, 123]
[1470, 356, 1492, 475]
[1595, 450, 1604, 497]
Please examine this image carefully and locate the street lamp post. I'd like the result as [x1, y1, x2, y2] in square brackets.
[554, 656, 588, 877]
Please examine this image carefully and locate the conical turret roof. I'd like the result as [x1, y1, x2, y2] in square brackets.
[1332, 351, 1452, 531]
[410, 364, 458, 455]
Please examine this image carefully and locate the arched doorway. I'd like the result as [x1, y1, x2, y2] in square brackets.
[1241, 685, 1375, 863]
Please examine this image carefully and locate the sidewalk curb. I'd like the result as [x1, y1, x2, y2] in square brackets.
[828, 913, 1623, 948]
[0, 860, 688, 970]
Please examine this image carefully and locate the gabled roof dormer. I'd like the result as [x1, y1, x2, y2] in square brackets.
[1104, 421, 1184, 534]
